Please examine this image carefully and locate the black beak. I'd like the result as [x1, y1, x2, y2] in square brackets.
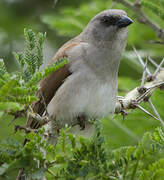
[116, 16, 133, 28]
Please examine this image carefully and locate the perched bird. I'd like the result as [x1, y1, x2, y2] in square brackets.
[29, 9, 133, 139]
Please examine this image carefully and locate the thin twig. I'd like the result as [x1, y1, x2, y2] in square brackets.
[148, 57, 159, 68]
[147, 81, 164, 90]
[14, 125, 38, 134]
[141, 58, 147, 87]
[153, 58, 164, 77]
[133, 46, 151, 75]
[115, 69, 164, 115]
[148, 99, 164, 126]
[136, 105, 159, 121]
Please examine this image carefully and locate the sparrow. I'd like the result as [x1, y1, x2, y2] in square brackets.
[29, 9, 133, 137]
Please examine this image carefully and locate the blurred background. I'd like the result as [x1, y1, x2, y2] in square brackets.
[0, 0, 164, 149]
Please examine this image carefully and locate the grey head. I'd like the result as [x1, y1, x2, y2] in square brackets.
[81, 9, 133, 44]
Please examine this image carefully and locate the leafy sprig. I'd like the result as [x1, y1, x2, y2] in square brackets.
[0, 122, 164, 179]
[0, 29, 67, 113]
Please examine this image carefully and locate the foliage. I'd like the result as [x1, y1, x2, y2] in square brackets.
[141, 0, 164, 20]
[0, 120, 164, 179]
[42, 1, 112, 37]
[0, 128, 55, 180]
[13, 29, 46, 81]
[0, 29, 67, 115]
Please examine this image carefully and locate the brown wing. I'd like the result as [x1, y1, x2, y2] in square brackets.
[32, 64, 71, 116]
[26, 38, 89, 130]
[31, 40, 80, 116]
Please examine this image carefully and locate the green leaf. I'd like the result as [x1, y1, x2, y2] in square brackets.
[26, 168, 46, 180]
[0, 163, 9, 175]
[0, 102, 24, 112]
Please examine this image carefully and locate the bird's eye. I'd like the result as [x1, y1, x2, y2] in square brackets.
[100, 16, 119, 26]
[101, 16, 110, 23]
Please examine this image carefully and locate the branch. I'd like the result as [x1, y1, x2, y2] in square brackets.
[115, 53, 164, 126]
[115, 69, 164, 111]
[14, 125, 38, 134]
[114, 0, 164, 42]
[25, 67, 164, 129]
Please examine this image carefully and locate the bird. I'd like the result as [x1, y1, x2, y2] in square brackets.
[28, 9, 133, 140]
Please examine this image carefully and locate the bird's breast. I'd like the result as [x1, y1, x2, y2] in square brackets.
[65, 69, 118, 119]
[83, 79, 117, 118]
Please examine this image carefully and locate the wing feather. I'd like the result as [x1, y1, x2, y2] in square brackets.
[32, 41, 80, 116]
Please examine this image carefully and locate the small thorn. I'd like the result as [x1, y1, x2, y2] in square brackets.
[138, 58, 148, 91]
[153, 58, 164, 77]
[133, 46, 151, 75]
[141, 58, 148, 86]
[148, 99, 164, 127]
[148, 57, 159, 68]
[136, 105, 159, 121]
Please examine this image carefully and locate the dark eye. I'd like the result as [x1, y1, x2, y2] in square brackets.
[100, 16, 119, 26]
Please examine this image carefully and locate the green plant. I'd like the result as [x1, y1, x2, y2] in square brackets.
[0, 29, 67, 115]
[0, 26, 164, 179]
[1, 119, 164, 179]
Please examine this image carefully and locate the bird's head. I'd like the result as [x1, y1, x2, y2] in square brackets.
[82, 9, 133, 44]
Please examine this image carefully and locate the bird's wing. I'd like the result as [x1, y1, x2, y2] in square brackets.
[31, 39, 81, 116]
[26, 38, 88, 130]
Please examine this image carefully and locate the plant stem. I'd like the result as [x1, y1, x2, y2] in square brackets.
[130, 154, 141, 180]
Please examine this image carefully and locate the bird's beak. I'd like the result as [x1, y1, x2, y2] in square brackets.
[116, 16, 133, 28]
